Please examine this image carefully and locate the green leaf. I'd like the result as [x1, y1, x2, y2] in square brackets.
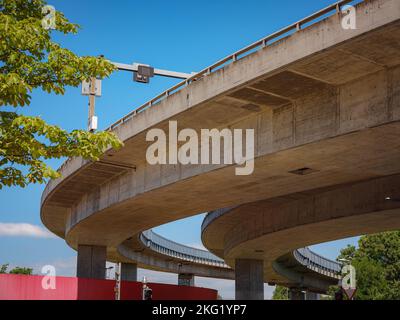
[0, 0, 122, 188]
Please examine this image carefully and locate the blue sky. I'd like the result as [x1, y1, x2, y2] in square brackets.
[0, 0, 359, 298]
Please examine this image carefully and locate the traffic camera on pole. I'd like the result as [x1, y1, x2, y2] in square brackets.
[134, 64, 155, 84]
[81, 60, 194, 132]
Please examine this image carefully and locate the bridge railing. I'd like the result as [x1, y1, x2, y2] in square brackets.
[201, 207, 237, 232]
[140, 230, 229, 268]
[293, 247, 342, 277]
[105, 0, 359, 132]
[202, 210, 342, 277]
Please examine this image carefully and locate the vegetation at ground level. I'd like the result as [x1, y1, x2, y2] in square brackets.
[272, 285, 289, 300]
[0, 263, 33, 275]
[272, 231, 400, 300]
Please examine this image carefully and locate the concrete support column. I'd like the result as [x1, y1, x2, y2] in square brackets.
[77, 245, 106, 279]
[178, 273, 195, 286]
[121, 263, 138, 282]
[289, 289, 305, 300]
[235, 259, 264, 300]
[305, 291, 320, 300]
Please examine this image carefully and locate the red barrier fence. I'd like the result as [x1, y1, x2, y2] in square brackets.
[0, 274, 217, 300]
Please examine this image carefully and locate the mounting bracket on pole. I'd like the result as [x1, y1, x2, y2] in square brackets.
[81, 60, 194, 131]
[112, 62, 195, 82]
[81, 77, 101, 131]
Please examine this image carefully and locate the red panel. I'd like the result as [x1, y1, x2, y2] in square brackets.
[0, 274, 77, 300]
[77, 278, 116, 300]
[0, 274, 217, 300]
[149, 283, 218, 300]
[120, 281, 143, 300]
[119, 282, 217, 300]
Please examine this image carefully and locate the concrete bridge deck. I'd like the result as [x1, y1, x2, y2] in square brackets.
[118, 228, 341, 287]
[40, 0, 400, 298]
[201, 174, 400, 293]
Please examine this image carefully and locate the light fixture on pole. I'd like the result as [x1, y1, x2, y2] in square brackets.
[81, 77, 102, 132]
[81, 60, 194, 132]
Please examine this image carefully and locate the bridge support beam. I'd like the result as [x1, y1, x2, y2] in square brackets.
[77, 245, 106, 279]
[178, 273, 195, 286]
[305, 291, 320, 300]
[235, 259, 264, 300]
[121, 263, 138, 282]
[289, 289, 305, 300]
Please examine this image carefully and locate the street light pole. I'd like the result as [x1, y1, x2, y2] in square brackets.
[81, 60, 194, 132]
[88, 77, 96, 132]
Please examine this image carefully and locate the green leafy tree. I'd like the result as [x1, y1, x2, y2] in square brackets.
[354, 232, 400, 299]
[0, 0, 123, 189]
[0, 264, 33, 275]
[326, 231, 400, 300]
[272, 285, 289, 300]
[0, 263, 9, 273]
[337, 244, 357, 262]
[9, 266, 33, 275]
[351, 257, 387, 300]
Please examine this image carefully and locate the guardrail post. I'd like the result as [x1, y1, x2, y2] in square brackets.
[336, 3, 341, 15]
[262, 39, 267, 48]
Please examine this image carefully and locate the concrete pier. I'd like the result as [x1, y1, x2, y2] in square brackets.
[76, 245, 106, 279]
[289, 289, 305, 300]
[306, 291, 320, 300]
[121, 263, 138, 282]
[235, 259, 264, 300]
[178, 273, 195, 286]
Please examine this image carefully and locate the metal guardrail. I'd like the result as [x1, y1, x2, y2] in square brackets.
[201, 207, 237, 233]
[140, 230, 229, 268]
[104, 0, 360, 132]
[294, 247, 342, 276]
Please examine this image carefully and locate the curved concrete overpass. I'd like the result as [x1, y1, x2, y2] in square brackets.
[117, 229, 234, 281]
[118, 228, 341, 290]
[40, 0, 400, 298]
[201, 175, 400, 295]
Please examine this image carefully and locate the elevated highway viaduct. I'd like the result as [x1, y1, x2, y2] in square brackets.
[120, 228, 340, 298]
[40, 0, 400, 299]
[202, 175, 400, 299]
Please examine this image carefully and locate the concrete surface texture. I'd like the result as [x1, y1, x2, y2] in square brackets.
[235, 259, 264, 300]
[40, 0, 400, 294]
[202, 175, 400, 292]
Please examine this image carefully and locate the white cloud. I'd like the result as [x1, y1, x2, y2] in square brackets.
[0, 223, 55, 238]
[31, 256, 77, 277]
[51, 257, 77, 276]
